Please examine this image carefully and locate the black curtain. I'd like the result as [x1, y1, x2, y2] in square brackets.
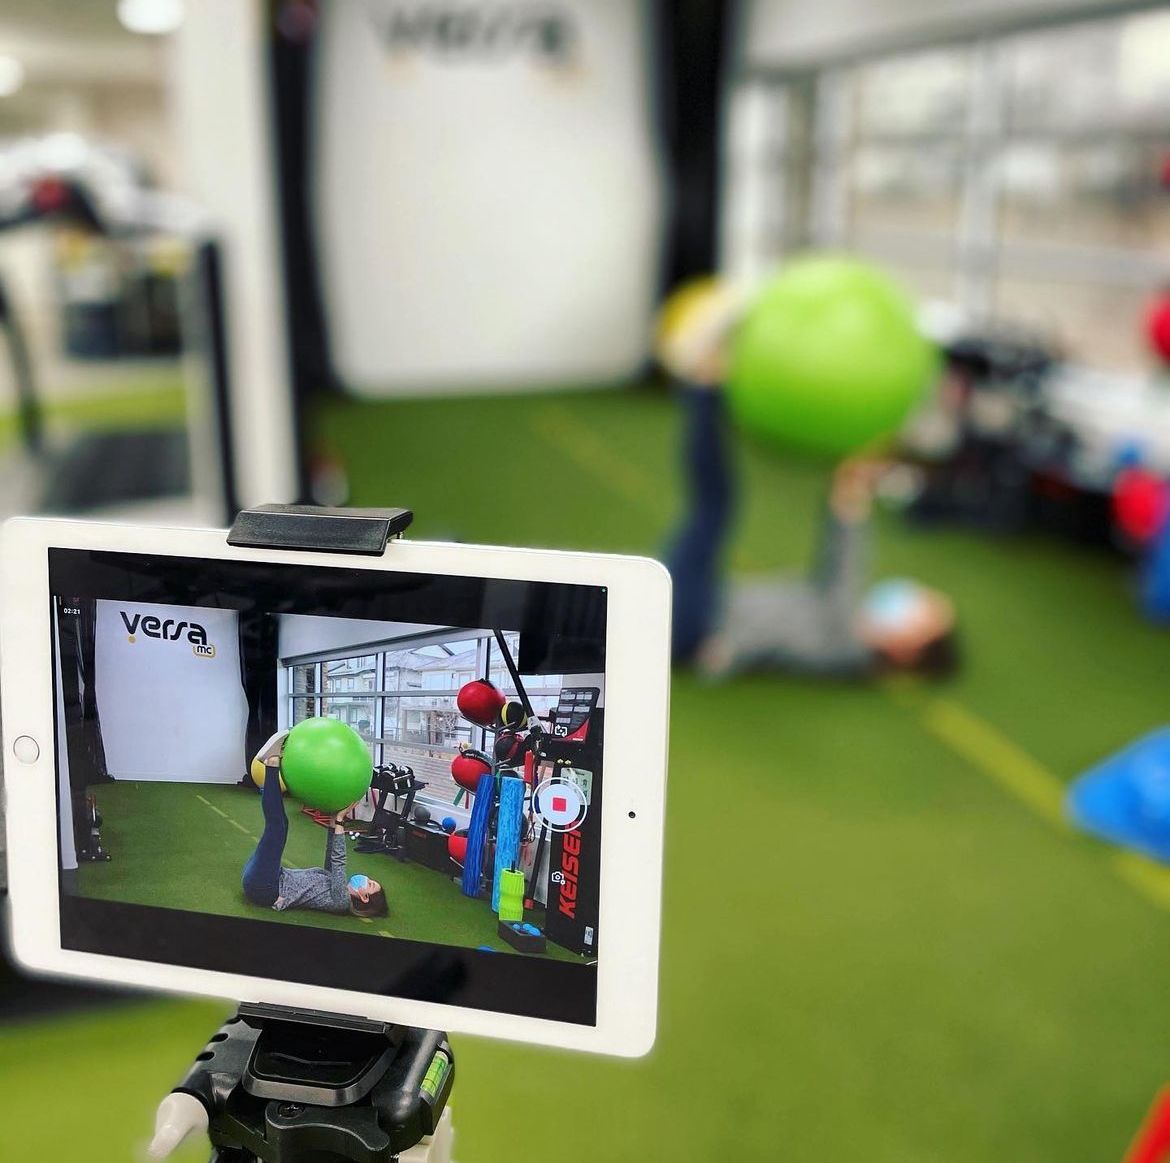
[56, 598, 109, 790]
[239, 611, 281, 782]
[652, 0, 737, 290]
[267, 0, 332, 503]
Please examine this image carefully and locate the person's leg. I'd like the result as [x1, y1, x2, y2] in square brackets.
[664, 384, 735, 660]
[241, 769, 288, 906]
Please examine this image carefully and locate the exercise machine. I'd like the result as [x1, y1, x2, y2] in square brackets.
[527, 684, 603, 957]
[355, 763, 424, 861]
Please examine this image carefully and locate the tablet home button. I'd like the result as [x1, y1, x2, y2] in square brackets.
[13, 736, 39, 764]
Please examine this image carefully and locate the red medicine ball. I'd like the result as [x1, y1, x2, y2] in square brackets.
[448, 831, 468, 863]
[457, 679, 506, 727]
[1145, 293, 1170, 365]
[451, 749, 492, 792]
[1114, 467, 1170, 543]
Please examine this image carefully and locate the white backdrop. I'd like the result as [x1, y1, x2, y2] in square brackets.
[313, 0, 664, 392]
[94, 601, 249, 783]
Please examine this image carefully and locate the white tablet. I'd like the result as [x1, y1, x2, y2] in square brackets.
[0, 516, 671, 1057]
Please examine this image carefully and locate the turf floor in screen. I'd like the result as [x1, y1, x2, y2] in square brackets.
[4, 384, 1170, 1162]
[72, 782, 570, 959]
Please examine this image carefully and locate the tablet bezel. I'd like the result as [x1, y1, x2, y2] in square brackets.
[0, 516, 670, 1057]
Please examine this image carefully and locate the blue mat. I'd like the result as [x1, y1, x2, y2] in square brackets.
[1067, 727, 1170, 862]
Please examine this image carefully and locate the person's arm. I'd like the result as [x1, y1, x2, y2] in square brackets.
[322, 811, 349, 904]
[324, 815, 347, 872]
[811, 460, 879, 609]
[811, 505, 870, 607]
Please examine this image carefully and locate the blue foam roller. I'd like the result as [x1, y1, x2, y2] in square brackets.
[492, 775, 525, 912]
[462, 772, 495, 897]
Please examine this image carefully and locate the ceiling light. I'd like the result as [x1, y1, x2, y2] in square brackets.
[117, 0, 186, 36]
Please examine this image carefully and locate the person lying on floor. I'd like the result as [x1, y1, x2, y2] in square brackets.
[241, 730, 388, 918]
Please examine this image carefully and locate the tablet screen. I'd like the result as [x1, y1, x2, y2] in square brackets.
[48, 548, 606, 1026]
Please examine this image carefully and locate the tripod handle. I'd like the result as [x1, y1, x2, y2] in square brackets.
[147, 1091, 209, 1159]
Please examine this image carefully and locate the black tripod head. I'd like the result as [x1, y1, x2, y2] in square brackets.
[163, 1007, 453, 1163]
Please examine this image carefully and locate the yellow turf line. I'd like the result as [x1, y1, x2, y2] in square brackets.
[1112, 852, 1170, 910]
[195, 793, 228, 818]
[886, 684, 1170, 912]
[196, 791, 281, 857]
[918, 696, 1068, 832]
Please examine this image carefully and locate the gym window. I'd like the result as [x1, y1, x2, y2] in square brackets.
[283, 630, 563, 808]
[727, 7, 1170, 372]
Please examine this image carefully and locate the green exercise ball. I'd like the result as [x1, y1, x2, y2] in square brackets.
[280, 717, 372, 813]
[727, 256, 938, 457]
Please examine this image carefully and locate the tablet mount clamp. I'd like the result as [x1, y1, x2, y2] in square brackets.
[149, 506, 456, 1163]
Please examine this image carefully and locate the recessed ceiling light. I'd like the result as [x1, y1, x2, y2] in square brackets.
[0, 56, 25, 98]
[117, 0, 186, 36]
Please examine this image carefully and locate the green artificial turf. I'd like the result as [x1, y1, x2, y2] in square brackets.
[74, 781, 570, 960]
[5, 385, 1170, 1161]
